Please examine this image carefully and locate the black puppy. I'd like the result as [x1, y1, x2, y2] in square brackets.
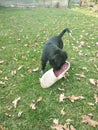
[41, 28, 70, 75]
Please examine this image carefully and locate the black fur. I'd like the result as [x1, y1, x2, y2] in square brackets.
[41, 28, 70, 75]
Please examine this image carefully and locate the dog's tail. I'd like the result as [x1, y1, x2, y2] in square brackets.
[59, 28, 70, 38]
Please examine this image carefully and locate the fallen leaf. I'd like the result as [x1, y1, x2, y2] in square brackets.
[18, 111, 23, 118]
[93, 64, 98, 69]
[94, 94, 98, 104]
[58, 88, 65, 91]
[12, 97, 21, 108]
[11, 70, 17, 76]
[96, 42, 98, 45]
[59, 93, 66, 102]
[0, 81, 5, 85]
[89, 79, 98, 86]
[82, 115, 98, 127]
[70, 125, 76, 130]
[36, 96, 42, 103]
[78, 51, 84, 56]
[4, 76, 8, 81]
[75, 73, 86, 78]
[53, 119, 59, 125]
[0, 60, 4, 64]
[27, 68, 33, 73]
[82, 67, 89, 72]
[68, 95, 85, 103]
[51, 119, 76, 130]
[66, 119, 73, 125]
[87, 102, 95, 106]
[51, 124, 64, 130]
[0, 125, 4, 130]
[61, 107, 66, 115]
[88, 113, 93, 118]
[17, 65, 24, 70]
[96, 53, 98, 57]
[33, 67, 39, 72]
[5, 112, 13, 117]
[30, 103, 36, 110]
[0, 70, 3, 74]
[51, 119, 68, 130]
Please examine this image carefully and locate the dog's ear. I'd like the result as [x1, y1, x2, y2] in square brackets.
[49, 55, 55, 63]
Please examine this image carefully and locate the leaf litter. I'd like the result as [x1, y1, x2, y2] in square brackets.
[89, 79, 98, 86]
[94, 94, 98, 104]
[30, 96, 43, 110]
[12, 97, 21, 108]
[82, 114, 98, 127]
[59, 93, 85, 103]
[61, 107, 66, 116]
[51, 118, 76, 130]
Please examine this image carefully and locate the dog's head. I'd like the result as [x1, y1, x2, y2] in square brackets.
[49, 50, 68, 70]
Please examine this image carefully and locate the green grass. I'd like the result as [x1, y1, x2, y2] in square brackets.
[0, 7, 98, 130]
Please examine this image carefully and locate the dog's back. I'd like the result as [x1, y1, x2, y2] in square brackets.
[45, 28, 70, 48]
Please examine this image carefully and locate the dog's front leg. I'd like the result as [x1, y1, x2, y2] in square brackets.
[40, 60, 47, 75]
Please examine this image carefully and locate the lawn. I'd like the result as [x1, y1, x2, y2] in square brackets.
[0, 7, 98, 130]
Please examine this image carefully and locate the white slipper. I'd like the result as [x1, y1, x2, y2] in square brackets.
[39, 61, 70, 88]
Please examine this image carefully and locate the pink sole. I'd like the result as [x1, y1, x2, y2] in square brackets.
[53, 62, 69, 77]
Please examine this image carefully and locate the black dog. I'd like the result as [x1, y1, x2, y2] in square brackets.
[41, 28, 70, 75]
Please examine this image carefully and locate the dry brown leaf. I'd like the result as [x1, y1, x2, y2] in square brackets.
[82, 67, 89, 72]
[51, 119, 63, 130]
[82, 115, 98, 127]
[78, 51, 84, 56]
[87, 102, 95, 106]
[53, 119, 59, 125]
[96, 42, 98, 45]
[5, 112, 12, 117]
[58, 88, 65, 91]
[30, 97, 42, 110]
[73, 46, 78, 51]
[66, 119, 73, 125]
[17, 65, 24, 70]
[0, 70, 3, 74]
[61, 107, 66, 116]
[0, 81, 5, 85]
[30, 103, 36, 110]
[70, 125, 76, 130]
[12, 97, 21, 108]
[96, 53, 98, 57]
[33, 67, 39, 72]
[51, 119, 69, 130]
[59, 93, 66, 102]
[75, 73, 85, 78]
[0, 60, 4, 64]
[51, 124, 64, 130]
[0, 125, 4, 130]
[89, 79, 98, 86]
[4, 76, 8, 81]
[18, 111, 23, 118]
[88, 113, 93, 118]
[27, 68, 33, 73]
[11, 70, 17, 76]
[94, 94, 98, 104]
[93, 64, 98, 69]
[51, 119, 75, 130]
[68, 95, 85, 103]
[36, 96, 42, 103]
